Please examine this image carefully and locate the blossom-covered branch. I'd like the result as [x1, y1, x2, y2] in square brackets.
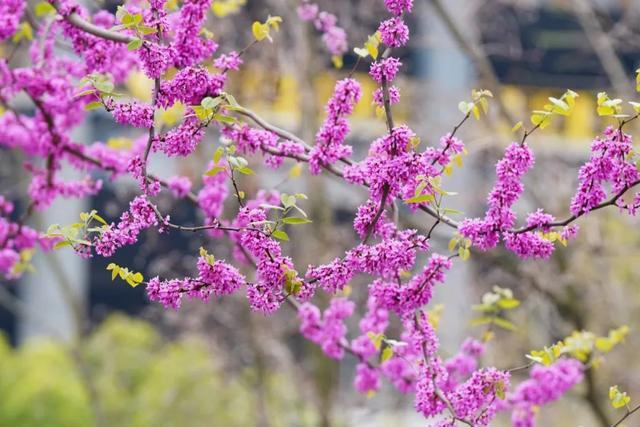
[1, 0, 639, 426]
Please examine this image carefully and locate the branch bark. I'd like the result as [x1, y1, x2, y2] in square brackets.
[50, 1, 134, 43]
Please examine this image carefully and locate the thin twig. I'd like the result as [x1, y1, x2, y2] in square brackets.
[611, 403, 640, 427]
[50, 0, 134, 43]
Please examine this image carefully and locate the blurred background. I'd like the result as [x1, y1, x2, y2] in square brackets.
[1, 0, 640, 426]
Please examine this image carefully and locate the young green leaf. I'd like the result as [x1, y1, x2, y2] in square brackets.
[271, 230, 289, 241]
[281, 217, 312, 225]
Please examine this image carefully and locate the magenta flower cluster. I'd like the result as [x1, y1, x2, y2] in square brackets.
[309, 78, 362, 174]
[378, 17, 410, 48]
[223, 124, 306, 169]
[384, 0, 413, 16]
[0, 0, 25, 41]
[299, 297, 355, 359]
[3, 1, 639, 426]
[0, 196, 51, 278]
[570, 127, 640, 215]
[297, 1, 348, 57]
[93, 196, 167, 258]
[459, 143, 533, 249]
[108, 100, 155, 129]
[147, 255, 245, 309]
[505, 359, 584, 427]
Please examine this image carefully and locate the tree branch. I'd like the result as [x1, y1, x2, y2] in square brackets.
[573, 0, 635, 99]
[612, 403, 640, 427]
[512, 179, 640, 234]
[50, 1, 134, 44]
[427, 0, 518, 126]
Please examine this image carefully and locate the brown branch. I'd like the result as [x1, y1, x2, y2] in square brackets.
[61, 146, 200, 204]
[235, 107, 312, 150]
[573, 0, 635, 99]
[427, 0, 518, 126]
[146, 200, 270, 236]
[363, 48, 395, 244]
[50, 0, 134, 44]
[612, 403, 640, 427]
[232, 106, 459, 229]
[512, 179, 640, 234]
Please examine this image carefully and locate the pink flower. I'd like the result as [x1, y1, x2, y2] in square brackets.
[109, 101, 154, 129]
[298, 298, 355, 359]
[213, 51, 243, 71]
[0, 0, 25, 41]
[309, 78, 361, 174]
[379, 17, 410, 48]
[297, 2, 318, 21]
[369, 57, 403, 84]
[384, 0, 413, 16]
[373, 85, 401, 107]
[171, 0, 218, 67]
[505, 359, 583, 427]
[354, 363, 380, 394]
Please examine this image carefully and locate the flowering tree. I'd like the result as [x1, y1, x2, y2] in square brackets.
[1, 0, 639, 425]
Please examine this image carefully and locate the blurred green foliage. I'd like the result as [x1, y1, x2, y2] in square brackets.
[0, 315, 318, 427]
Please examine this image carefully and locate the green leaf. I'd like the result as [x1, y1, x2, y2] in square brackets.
[280, 194, 296, 208]
[609, 386, 631, 409]
[531, 111, 552, 129]
[470, 316, 494, 327]
[495, 380, 506, 400]
[471, 104, 480, 120]
[213, 147, 224, 164]
[74, 89, 96, 98]
[138, 25, 158, 35]
[448, 237, 459, 252]
[288, 163, 302, 178]
[497, 298, 520, 310]
[548, 96, 569, 112]
[213, 113, 236, 124]
[12, 22, 33, 42]
[236, 166, 254, 175]
[193, 106, 211, 121]
[107, 264, 120, 281]
[354, 47, 369, 58]
[271, 230, 289, 241]
[367, 332, 383, 350]
[512, 121, 523, 133]
[281, 217, 312, 225]
[93, 213, 108, 226]
[404, 194, 434, 204]
[595, 337, 614, 353]
[93, 79, 114, 94]
[458, 101, 472, 115]
[442, 208, 463, 215]
[292, 205, 308, 218]
[381, 346, 394, 362]
[85, 101, 103, 111]
[115, 6, 128, 21]
[252, 21, 270, 41]
[53, 240, 72, 250]
[224, 93, 239, 107]
[35, 2, 56, 17]
[201, 96, 222, 110]
[493, 317, 517, 331]
[131, 272, 144, 284]
[471, 303, 493, 313]
[127, 38, 143, 51]
[205, 166, 226, 177]
[259, 204, 285, 211]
